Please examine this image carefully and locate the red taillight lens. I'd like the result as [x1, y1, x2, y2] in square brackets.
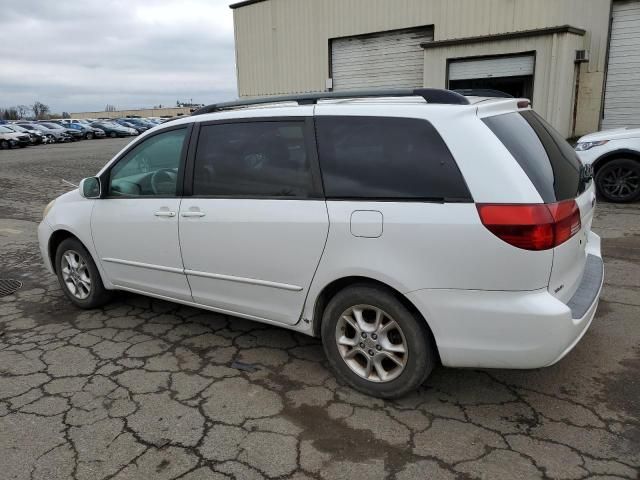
[477, 201, 581, 251]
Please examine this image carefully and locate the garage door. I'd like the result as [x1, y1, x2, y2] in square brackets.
[602, 0, 640, 130]
[448, 55, 535, 81]
[330, 27, 433, 91]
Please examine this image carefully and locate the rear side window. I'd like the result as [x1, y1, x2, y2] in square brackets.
[483, 111, 583, 202]
[315, 116, 471, 201]
[193, 122, 315, 198]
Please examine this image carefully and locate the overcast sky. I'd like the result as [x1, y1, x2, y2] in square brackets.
[0, 0, 237, 114]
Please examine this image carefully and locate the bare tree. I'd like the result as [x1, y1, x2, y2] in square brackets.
[16, 105, 29, 119]
[62, 112, 71, 119]
[2, 108, 18, 120]
[32, 101, 50, 120]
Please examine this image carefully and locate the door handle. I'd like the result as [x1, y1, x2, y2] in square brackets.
[154, 210, 176, 218]
[181, 211, 206, 218]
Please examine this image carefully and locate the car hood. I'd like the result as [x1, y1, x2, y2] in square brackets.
[578, 127, 640, 143]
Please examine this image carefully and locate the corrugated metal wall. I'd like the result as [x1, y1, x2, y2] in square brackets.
[232, 0, 612, 135]
[234, 0, 611, 96]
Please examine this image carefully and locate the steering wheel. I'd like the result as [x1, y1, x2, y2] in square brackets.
[150, 168, 177, 195]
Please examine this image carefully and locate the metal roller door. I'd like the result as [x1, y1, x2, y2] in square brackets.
[602, 1, 640, 130]
[448, 55, 535, 81]
[330, 27, 433, 91]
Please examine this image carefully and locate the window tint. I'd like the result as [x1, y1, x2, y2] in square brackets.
[315, 116, 471, 200]
[108, 128, 186, 197]
[483, 111, 583, 202]
[193, 122, 314, 197]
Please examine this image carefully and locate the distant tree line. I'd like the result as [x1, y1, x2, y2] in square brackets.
[1, 101, 53, 120]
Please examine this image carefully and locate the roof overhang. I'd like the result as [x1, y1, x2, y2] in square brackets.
[230, 0, 269, 9]
[421, 25, 586, 49]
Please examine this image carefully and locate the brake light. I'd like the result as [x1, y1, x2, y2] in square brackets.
[477, 200, 581, 251]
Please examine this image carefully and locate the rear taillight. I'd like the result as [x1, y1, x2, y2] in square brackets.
[477, 200, 581, 251]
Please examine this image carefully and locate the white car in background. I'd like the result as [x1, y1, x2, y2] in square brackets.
[576, 128, 640, 203]
[38, 89, 604, 398]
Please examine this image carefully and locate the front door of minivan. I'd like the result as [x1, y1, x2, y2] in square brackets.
[179, 117, 329, 325]
[92, 126, 192, 301]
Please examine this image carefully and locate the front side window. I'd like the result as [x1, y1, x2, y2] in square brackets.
[108, 128, 187, 196]
[315, 116, 471, 200]
[193, 121, 314, 197]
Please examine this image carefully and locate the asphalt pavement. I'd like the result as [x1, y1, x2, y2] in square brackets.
[0, 139, 638, 479]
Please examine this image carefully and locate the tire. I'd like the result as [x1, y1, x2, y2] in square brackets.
[595, 158, 640, 203]
[110, 131, 117, 138]
[321, 284, 435, 399]
[55, 238, 112, 309]
[85, 132, 94, 140]
[1, 140, 9, 149]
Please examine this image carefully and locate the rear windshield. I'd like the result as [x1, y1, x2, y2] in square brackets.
[483, 111, 584, 202]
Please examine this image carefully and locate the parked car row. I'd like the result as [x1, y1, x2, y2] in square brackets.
[0, 116, 168, 149]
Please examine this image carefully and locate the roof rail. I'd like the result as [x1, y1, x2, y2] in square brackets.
[191, 88, 470, 116]
[453, 89, 514, 98]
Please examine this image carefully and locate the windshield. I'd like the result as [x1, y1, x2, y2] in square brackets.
[0, 126, 14, 133]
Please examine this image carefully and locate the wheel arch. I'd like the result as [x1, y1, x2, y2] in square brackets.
[48, 229, 85, 274]
[593, 148, 640, 172]
[310, 275, 440, 362]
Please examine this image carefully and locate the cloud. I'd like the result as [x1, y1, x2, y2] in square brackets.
[0, 0, 237, 113]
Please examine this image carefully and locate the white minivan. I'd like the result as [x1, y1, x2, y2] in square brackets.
[38, 89, 603, 398]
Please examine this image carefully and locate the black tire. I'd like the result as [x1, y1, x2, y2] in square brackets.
[85, 132, 94, 140]
[595, 158, 640, 203]
[321, 284, 435, 399]
[110, 131, 117, 138]
[55, 238, 112, 309]
[1, 140, 9, 149]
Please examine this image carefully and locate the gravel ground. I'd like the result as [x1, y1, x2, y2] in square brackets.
[0, 139, 639, 480]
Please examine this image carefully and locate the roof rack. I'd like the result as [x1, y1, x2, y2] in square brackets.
[191, 88, 470, 116]
[453, 89, 514, 98]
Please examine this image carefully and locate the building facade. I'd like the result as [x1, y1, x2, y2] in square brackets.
[69, 106, 194, 120]
[231, 0, 640, 138]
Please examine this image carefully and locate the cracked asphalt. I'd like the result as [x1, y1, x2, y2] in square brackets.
[0, 138, 639, 480]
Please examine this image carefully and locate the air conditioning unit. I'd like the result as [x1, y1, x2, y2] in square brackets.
[575, 50, 590, 63]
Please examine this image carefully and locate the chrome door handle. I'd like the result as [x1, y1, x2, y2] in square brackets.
[181, 211, 206, 218]
[154, 210, 176, 217]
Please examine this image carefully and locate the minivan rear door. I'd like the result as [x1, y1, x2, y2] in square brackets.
[482, 110, 595, 303]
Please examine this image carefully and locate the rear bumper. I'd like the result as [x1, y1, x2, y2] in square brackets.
[406, 233, 603, 369]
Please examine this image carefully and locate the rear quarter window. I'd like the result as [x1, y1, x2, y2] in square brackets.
[315, 116, 471, 201]
[482, 111, 583, 202]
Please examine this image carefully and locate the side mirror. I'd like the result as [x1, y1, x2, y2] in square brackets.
[79, 177, 101, 199]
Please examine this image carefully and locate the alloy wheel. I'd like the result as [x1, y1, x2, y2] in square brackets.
[335, 304, 408, 382]
[60, 250, 92, 300]
[600, 165, 640, 201]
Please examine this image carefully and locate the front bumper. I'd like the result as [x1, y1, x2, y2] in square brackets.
[406, 235, 604, 369]
[37, 221, 55, 274]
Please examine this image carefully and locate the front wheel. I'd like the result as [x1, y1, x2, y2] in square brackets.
[1, 140, 9, 149]
[595, 158, 640, 203]
[321, 284, 435, 399]
[85, 132, 94, 140]
[109, 131, 117, 138]
[55, 238, 112, 309]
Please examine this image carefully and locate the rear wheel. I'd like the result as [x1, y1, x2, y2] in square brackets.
[85, 132, 94, 140]
[1, 140, 9, 149]
[55, 238, 112, 309]
[109, 131, 117, 138]
[595, 158, 640, 203]
[321, 284, 435, 398]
